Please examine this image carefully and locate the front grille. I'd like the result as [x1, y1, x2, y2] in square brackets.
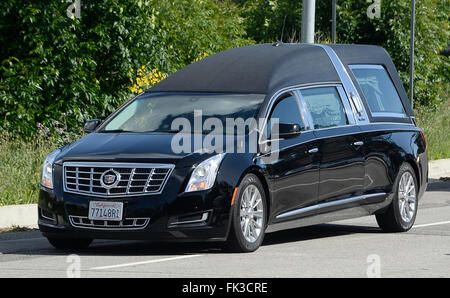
[69, 216, 150, 230]
[63, 162, 174, 197]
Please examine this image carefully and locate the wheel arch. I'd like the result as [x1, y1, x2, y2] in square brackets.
[238, 166, 272, 224]
[404, 158, 421, 195]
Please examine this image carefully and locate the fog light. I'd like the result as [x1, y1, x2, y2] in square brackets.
[168, 211, 210, 226]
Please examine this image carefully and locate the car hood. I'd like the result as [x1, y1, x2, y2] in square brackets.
[56, 132, 247, 167]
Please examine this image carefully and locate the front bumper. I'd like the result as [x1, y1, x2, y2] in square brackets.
[38, 172, 234, 242]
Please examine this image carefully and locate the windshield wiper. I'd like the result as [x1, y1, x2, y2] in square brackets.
[142, 129, 182, 134]
[142, 129, 221, 134]
[100, 129, 135, 133]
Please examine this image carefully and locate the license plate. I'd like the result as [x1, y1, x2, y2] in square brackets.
[88, 201, 123, 221]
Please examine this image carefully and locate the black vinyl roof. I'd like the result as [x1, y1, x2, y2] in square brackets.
[148, 43, 413, 117]
[148, 43, 340, 94]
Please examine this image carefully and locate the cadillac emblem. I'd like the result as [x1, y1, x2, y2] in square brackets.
[100, 169, 121, 188]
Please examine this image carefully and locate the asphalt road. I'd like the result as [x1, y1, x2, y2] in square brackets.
[1, 181, 449, 278]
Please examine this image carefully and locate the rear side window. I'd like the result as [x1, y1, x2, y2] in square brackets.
[300, 87, 348, 129]
[350, 65, 406, 117]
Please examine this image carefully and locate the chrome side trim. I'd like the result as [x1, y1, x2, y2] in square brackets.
[349, 64, 385, 70]
[371, 112, 407, 118]
[276, 193, 386, 219]
[358, 122, 414, 127]
[311, 44, 370, 125]
[336, 85, 357, 125]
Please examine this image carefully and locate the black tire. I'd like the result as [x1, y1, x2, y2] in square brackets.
[47, 237, 93, 250]
[376, 163, 418, 232]
[225, 174, 267, 253]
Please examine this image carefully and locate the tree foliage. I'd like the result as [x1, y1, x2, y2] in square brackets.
[336, 0, 449, 107]
[0, 0, 249, 136]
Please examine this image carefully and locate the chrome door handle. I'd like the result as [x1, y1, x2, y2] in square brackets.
[352, 141, 364, 146]
[308, 148, 319, 154]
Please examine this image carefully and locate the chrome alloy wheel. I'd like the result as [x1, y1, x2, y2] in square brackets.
[398, 171, 416, 223]
[239, 185, 264, 243]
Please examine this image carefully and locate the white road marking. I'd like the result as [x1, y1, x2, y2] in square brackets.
[413, 221, 450, 228]
[90, 254, 202, 270]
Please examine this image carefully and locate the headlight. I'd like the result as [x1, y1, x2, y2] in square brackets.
[41, 149, 60, 189]
[185, 153, 225, 192]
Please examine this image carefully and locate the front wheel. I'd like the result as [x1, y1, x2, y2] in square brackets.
[376, 163, 418, 232]
[225, 174, 267, 253]
[47, 237, 93, 250]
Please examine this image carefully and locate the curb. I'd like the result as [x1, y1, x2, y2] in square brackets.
[428, 159, 450, 180]
[0, 204, 38, 229]
[0, 159, 449, 229]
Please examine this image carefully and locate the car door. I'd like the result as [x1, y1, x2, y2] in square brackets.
[298, 85, 366, 207]
[261, 91, 320, 221]
[349, 64, 411, 196]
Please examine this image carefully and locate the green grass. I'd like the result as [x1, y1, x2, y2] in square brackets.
[414, 99, 450, 161]
[1, 102, 449, 206]
[0, 132, 58, 206]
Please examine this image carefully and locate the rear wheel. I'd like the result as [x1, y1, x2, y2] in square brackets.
[47, 237, 93, 250]
[376, 163, 418, 232]
[226, 174, 267, 252]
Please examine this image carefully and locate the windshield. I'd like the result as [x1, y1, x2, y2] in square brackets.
[101, 93, 265, 135]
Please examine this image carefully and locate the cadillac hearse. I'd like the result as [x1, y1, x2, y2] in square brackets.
[39, 43, 428, 252]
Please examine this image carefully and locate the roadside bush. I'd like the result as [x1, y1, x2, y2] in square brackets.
[0, 0, 249, 136]
[0, 1, 153, 136]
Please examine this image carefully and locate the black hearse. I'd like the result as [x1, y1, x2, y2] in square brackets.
[39, 44, 428, 252]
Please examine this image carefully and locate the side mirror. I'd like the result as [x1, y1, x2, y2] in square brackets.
[84, 119, 102, 133]
[276, 122, 302, 139]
